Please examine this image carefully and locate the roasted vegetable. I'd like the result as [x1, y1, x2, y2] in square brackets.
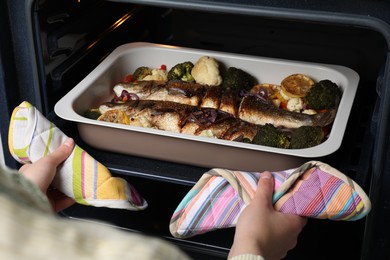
[305, 80, 342, 110]
[191, 56, 222, 86]
[168, 61, 195, 82]
[252, 124, 290, 148]
[281, 74, 315, 98]
[222, 67, 256, 92]
[98, 109, 130, 124]
[290, 126, 324, 149]
[133, 66, 152, 81]
[133, 66, 168, 81]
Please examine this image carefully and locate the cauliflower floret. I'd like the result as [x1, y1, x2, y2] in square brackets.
[286, 97, 304, 112]
[142, 69, 168, 81]
[191, 56, 222, 86]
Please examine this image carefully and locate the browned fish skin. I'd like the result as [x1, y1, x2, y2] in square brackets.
[99, 100, 258, 141]
[113, 80, 239, 116]
[200, 85, 221, 109]
[113, 81, 336, 128]
[114, 81, 206, 106]
[219, 90, 240, 117]
[239, 96, 336, 128]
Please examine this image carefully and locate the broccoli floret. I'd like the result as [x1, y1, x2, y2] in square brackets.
[252, 124, 290, 148]
[168, 61, 195, 82]
[305, 80, 342, 110]
[221, 67, 256, 92]
[133, 66, 152, 81]
[290, 126, 324, 149]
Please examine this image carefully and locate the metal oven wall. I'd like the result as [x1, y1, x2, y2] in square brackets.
[1, 0, 390, 259]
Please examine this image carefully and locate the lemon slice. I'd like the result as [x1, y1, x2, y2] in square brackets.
[281, 74, 314, 98]
[98, 110, 130, 125]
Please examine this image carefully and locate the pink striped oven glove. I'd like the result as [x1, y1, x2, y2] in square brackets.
[170, 161, 371, 238]
[8, 101, 147, 210]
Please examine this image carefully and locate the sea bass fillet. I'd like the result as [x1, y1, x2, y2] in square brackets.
[113, 80, 239, 116]
[99, 100, 258, 141]
[239, 96, 337, 128]
[113, 81, 336, 129]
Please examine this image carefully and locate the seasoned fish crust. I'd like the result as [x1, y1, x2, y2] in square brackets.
[99, 100, 259, 141]
[239, 96, 336, 128]
[113, 81, 239, 116]
[112, 81, 336, 129]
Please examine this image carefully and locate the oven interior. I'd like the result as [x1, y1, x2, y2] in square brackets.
[4, 0, 390, 259]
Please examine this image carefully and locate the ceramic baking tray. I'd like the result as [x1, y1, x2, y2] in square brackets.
[54, 42, 359, 171]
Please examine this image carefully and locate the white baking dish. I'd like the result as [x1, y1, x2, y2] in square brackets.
[54, 42, 359, 171]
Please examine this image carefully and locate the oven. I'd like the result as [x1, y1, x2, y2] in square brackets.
[1, 0, 390, 259]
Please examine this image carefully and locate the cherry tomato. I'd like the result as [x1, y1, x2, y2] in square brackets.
[160, 64, 167, 70]
[123, 74, 133, 83]
[280, 102, 288, 110]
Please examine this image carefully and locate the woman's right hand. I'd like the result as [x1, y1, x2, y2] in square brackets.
[228, 171, 307, 260]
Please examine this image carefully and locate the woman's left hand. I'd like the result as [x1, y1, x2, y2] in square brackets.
[19, 138, 76, 212]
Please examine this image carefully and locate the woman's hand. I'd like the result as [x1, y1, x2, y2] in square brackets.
[19, 138, 76, 212]
[228, 171, 307, 260]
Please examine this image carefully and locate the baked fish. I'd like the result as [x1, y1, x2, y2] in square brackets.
[98, 99, 258, 141]
[113, 80, 240, 116]
[239, 96, 336, 128]
[113, 80, 336, 128]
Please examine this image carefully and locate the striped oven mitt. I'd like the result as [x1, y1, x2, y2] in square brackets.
[170, 161, 371, 238]
[8, 101, 147, 210]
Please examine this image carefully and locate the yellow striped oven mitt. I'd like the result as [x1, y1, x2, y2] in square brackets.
[170, 161, 371, 238]
[8, 101, 147, 210]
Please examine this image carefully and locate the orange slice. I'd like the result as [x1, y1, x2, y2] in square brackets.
[281, 74, 314, 98]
